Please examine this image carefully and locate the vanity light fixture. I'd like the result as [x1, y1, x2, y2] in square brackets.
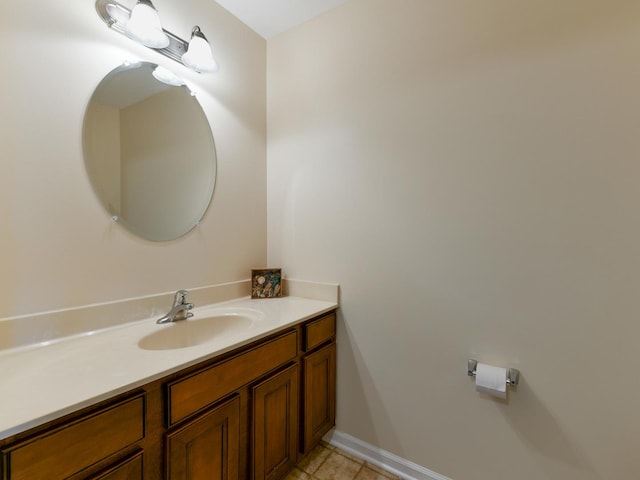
[95, 0, 219, 74]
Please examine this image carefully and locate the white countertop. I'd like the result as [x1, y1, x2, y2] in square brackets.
[0, 296, 337, 440]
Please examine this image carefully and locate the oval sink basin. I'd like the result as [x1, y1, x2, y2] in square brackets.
[138, 308, 263, 350]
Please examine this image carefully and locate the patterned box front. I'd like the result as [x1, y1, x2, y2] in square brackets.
[251, 268, 283, 298]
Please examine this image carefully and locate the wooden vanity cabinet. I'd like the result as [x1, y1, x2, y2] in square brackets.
[0, 309, 337, 480]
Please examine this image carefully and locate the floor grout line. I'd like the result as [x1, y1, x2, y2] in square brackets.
[291, 442, 400, 480]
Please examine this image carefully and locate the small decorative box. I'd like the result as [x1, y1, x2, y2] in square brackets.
[251, 268, 283, 299]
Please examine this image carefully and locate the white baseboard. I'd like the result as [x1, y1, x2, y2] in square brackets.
[323, 430, 452, 480]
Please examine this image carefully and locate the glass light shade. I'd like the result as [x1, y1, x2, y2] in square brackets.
[181, 29, 218, 73]
[124, 0, 170, 49]
[152, 66, 185, 86]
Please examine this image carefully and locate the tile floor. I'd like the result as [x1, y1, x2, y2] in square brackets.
[286, 442, 401, 480]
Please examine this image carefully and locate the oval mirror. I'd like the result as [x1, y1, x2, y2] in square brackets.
[83, 62, 216, 241]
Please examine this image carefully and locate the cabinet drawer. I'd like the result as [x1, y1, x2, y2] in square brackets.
[167, 331, 298, 426]
[303, 313, 336, 352]
[2, 394, 145, 480]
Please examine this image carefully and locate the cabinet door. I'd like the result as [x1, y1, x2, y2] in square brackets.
[302, 343, 336, 454]
[252, 364, 299, 480]
[166, 396, 240, 480]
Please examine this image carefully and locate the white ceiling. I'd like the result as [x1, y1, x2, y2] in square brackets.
[215, 0, 350, 39]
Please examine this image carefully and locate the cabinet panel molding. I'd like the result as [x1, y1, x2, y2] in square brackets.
[91, 451, 143, 480]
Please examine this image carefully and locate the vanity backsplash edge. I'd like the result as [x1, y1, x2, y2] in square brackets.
[0, 279, 339, 352]
[0, 280, 251, 352]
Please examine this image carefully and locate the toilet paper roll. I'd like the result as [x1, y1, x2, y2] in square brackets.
[475, 363, 507, 398]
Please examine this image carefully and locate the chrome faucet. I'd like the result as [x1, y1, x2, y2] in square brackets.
[156, 290, 194, 324]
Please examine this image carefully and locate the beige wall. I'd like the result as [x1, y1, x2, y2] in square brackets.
[267, 1, 640, 479]
[0, 0, 266, 317]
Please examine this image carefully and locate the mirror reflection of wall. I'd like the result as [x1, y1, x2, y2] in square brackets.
[85, 100, 120, 215]
[83, 62, 216, 241]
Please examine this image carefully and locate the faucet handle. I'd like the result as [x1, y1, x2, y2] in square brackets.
[174, 289, 190, 305]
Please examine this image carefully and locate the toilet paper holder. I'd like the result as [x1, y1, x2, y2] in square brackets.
[467, 359, 519, 386]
